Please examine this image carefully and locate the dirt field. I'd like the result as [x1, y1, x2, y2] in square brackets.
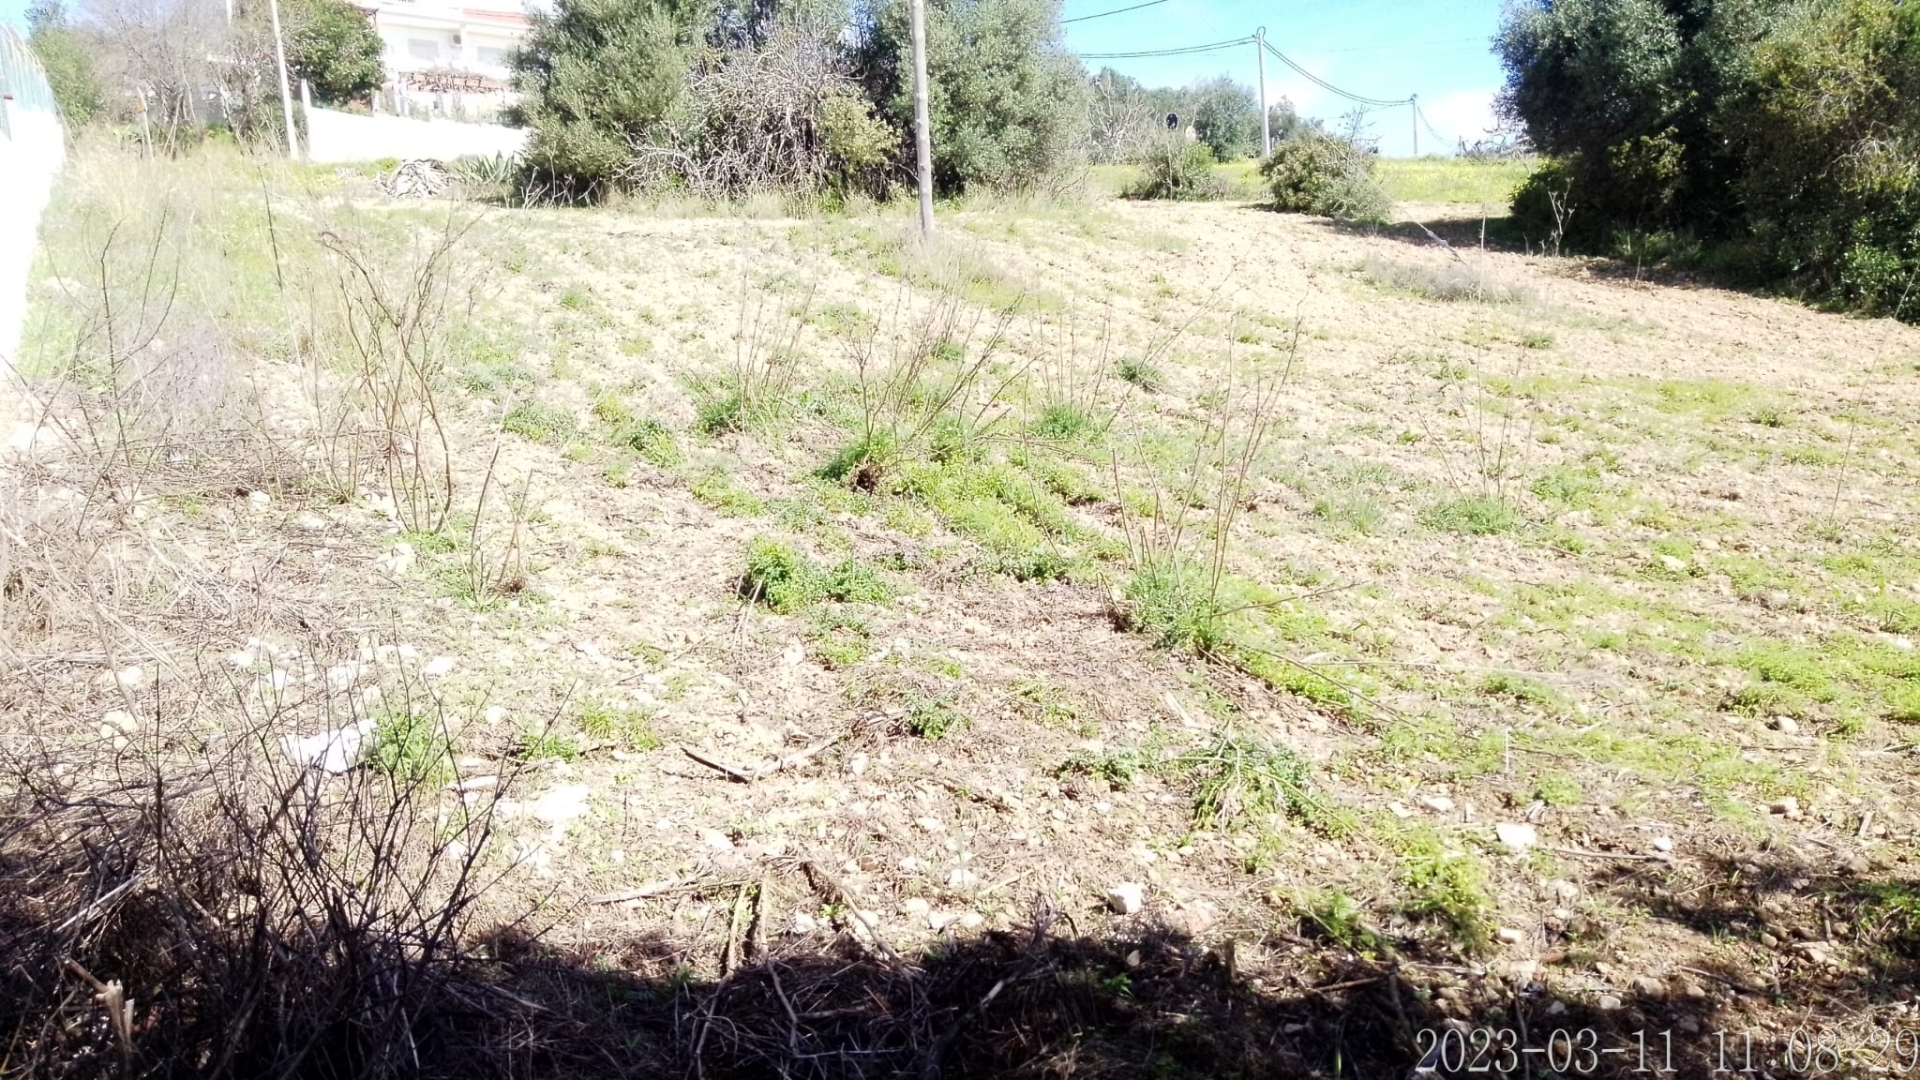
[7, 148, 1920, 1078]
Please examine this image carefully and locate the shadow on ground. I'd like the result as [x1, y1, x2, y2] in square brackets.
[442, 873, 1919, 1080]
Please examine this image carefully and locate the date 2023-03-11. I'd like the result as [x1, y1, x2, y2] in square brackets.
[1413, 1025, 1920, 1075]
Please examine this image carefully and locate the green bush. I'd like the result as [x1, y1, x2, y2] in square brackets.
[856, 0, 1089, 194]
[282, 0, 386, 105]
[507, 0, 696, 199]
[26, 1, 105, 125]
[1499, 0, 1920, 321]
[1259, 133, 1392, 221]
[1122, 142, 1230, 201]
[819, 83, 897, 193]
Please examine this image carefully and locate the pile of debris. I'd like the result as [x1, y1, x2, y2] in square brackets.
[380, 159, 451, 198]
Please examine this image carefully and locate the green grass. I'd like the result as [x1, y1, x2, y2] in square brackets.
[1176, 728, 1341, 834]
[1422, 495, 1519, 535]
[806, 610, 873, 669]
[894, 457, 1078, 581]
[502, 400, 579, 444]
[1531, 463, 1602, 506]
[739, 538, 892, 614]
[1311, 492, 1385, 534]
[613, 418, 681, 465]
[1033, 401, 1098, 440]
[692, 474, 766, 516]
[370, 711, 455, 785]
[696, 392, 747, 435]
[1374, 157, 1535, 205]
[1116, 356, 1164, 393]
[1530, 773, 1584, 807]
[1479, 671, 1560, 709]
[517, 724, 583, 762]
[1296, 889, 1384, 954]
[1123, 560, 1228, 653]
[575, 697, 662, 751]
[1054, 746, 1148, 790]
[903, 694, 965, 739]
[1394, 826, 1497, 955]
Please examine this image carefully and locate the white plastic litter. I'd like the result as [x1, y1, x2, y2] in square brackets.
[281, 719, 377, 773]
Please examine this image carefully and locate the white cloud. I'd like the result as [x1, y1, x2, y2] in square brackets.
[1413, 89, 1500, 154]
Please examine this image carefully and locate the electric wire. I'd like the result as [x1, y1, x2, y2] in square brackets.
[1263, 39, 1409, 107]
[1062, 0, 1171, 24]
[1079, 35, 1255, 60]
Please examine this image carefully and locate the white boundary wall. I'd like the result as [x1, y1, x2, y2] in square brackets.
[306, 106, 528, 164]
[0, 27, 66, 373]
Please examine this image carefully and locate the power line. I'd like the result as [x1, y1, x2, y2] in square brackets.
[1415, 103, 1453, 149]
[1263, 39, 1408, 108]
[1062, 0, 1171, 24]
[1080, 35, 1255, 60]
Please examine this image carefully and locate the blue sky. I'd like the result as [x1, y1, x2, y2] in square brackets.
[1, 0, 1509, 155]
[1066, 0, 1508, 156]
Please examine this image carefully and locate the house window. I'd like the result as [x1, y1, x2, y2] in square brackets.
[475, 45, 506, 66]
[407, 38, 439, 61]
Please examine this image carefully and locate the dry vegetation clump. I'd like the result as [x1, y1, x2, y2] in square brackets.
[1359, 254, 1530, 304]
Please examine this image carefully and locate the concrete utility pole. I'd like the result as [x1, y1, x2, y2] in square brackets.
[269, 0, 299, 160]
[907, 0, 935, 237]
[1256, 27, 1270, 157]
[1410, 93, 1418, 157]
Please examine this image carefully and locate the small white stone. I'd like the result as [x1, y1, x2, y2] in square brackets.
[114, 665, 146, 689]
[700, 829, 735, 851]
[225, 649, 256, 670]
[1106, 882, 1146, 915]
[1652, 836, 1674, 853]
[325, 663, 363, 692]
[1596, 994, 1623, 1011]
[1423, 795, 1456, 814]
[1495, 822, 1538, 853]
[485, 705, 507, 725]
[946, 868, 980, 892]
[1497, 927, 1525, 945]
[901, 897, 932, 918]
[899, 856, 925, 874]
[421, 656, 456, 679]
[958, 912, 985, 930]
[103, 710, 139, 734]
[847, 753, 869, 776]
[791, 912, 819, 934]
[247, 490, 271, 507]
[530, 784, 591, 825]
[915, 816, 945, 833]
[1771, 716, 1800, 735]
[1769, 796, 1800, 816]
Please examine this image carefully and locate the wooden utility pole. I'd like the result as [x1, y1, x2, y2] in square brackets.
[269, 0, 299, 160]
[1255, 27, 1270, 157]
[907, 0, 935, 236]
[1410, 93, 1418, 157]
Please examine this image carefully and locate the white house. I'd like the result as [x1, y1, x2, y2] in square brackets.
[352, 0, 548, 120]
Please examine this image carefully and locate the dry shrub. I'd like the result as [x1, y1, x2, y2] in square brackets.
[1360, 255, 1529, 304]
[0, 148, 537, 1077]
[625, 20, 895, 199]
